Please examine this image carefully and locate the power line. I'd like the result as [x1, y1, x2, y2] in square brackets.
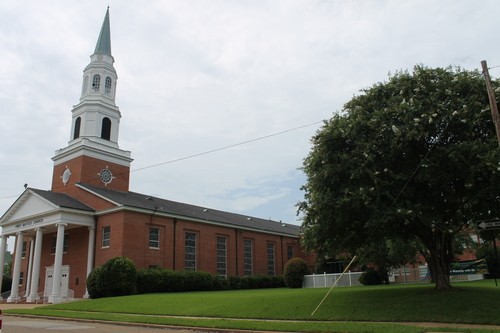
[0, 119, 325, 201]
[131, 120, 324, 173]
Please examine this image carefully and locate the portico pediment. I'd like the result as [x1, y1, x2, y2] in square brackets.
[0, 188, 94, 236]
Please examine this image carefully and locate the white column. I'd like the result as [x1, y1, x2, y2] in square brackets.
[24, 237, 35, 297]
[8, 232, 24, 302]
[0, 235, 8, 300]
[84, 226, 95, 298]
[27, 228, 43, 302]
[49, 223, 66, 304]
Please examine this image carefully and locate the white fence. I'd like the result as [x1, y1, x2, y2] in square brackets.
[389, 266, 484, 284]
[303, 267, 484, 288]
[302, 271, 364, 288]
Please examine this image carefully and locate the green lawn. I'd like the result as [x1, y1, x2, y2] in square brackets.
[7, 280, 500, 333]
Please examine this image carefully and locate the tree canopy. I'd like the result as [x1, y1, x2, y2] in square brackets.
[298, 65, 500, 289]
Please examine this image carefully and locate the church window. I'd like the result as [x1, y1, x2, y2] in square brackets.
[105, 77, 112, 94]
[73, 117, 81, 139]
[102, 226, 110, 247]
[82, 75, 88, 95]
[21, 241, 27, 259]
[267, 242, 276, 276]
[101, 117, 111, 140]
[243, 239, 253, 276]
[185, 232, 197, 271]
[287, 245, 294, 261]
[149, 227, 160, 249]
[92, 74, 101, 92]
[216, 236, 227, 278]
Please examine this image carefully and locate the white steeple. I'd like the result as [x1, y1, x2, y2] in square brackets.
[52, 8, 132, 175]
[72, 7, 120, 146]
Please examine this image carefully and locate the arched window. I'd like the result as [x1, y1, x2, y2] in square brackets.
[101, 117, 111, 140]
[105, 77, 112, 94]
[92, 74, 101, 92]
[73, 117, 81, 139]
[82, 76, 88, 95]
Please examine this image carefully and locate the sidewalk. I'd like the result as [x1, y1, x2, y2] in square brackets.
[0, 303, 47, 310]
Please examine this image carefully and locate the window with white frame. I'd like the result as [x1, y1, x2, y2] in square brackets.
[149, 227, 160, 249]
[92, 74, 100, 92]
[102, 226, 110, 247]
[216, 236, 227, 277]
[267, 242, 275, 276]
[105, 76, 112, 94]
[287, 245, 294, 261]
[82, 75, 88, 95]
[185, 232, 197, 271]
[21, 241, 27, 259]
[243, 239, 253, 276]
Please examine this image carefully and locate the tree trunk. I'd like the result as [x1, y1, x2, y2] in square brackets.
[429, 255, 451, 290]
[419, 230, 454, 290]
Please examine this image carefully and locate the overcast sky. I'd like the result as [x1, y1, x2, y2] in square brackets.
[1, 1, 499, 240]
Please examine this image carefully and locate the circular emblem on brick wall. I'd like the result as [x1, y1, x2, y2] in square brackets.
[98, 168, 114, 185]
[61, 167, 72, 186]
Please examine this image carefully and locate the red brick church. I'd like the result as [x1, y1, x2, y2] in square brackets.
[0, 9, 312, 303]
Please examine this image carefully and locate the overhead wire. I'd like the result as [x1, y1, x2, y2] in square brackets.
[0, 119, 325, 201]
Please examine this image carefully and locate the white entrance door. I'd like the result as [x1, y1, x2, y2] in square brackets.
[44, 265, 70, 298]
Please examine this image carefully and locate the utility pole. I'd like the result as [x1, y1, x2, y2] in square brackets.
[481, 60, 500, 147]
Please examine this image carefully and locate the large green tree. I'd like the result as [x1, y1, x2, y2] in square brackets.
[299, 66, 500, 290]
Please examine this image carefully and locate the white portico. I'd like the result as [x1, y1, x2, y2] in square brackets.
[0, 189, 95, 303]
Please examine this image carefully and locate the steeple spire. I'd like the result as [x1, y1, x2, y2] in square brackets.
[94, 7, 112, 56]
[51, 6, 132, 193]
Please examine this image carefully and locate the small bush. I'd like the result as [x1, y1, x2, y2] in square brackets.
[87, 256, 137, 298]
[86, 266, 105, 299]
[358, 268, 381, 285]
[284, 257, 308, 288]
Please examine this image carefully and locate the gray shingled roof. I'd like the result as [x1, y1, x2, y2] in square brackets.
[79, 184, 300, 237]
[31, 188, 94, 212]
